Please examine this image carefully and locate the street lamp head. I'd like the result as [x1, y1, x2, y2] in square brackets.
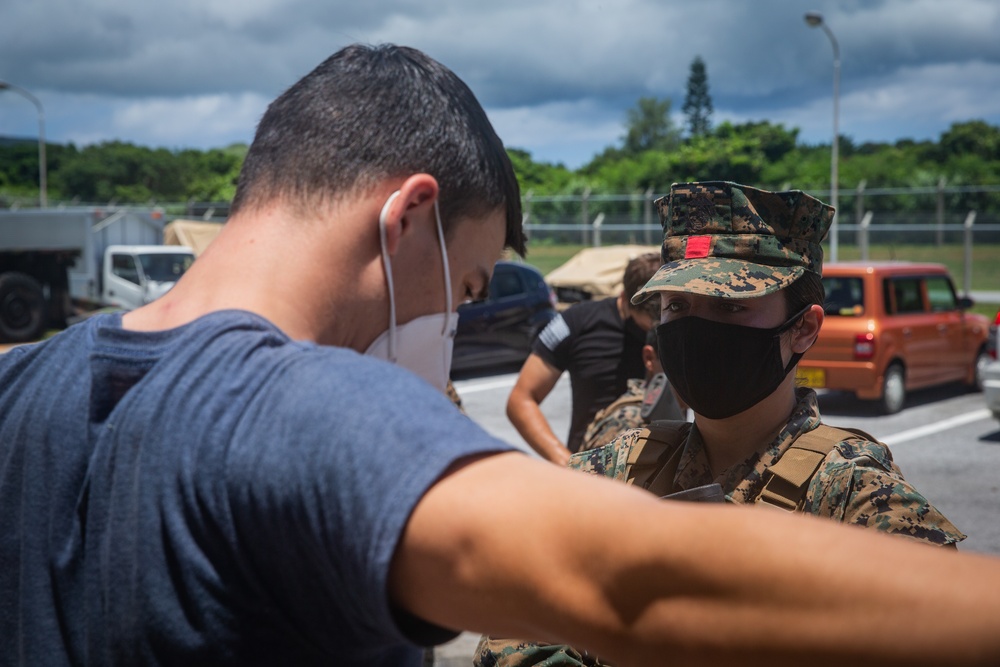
[804, 11, 824, 27]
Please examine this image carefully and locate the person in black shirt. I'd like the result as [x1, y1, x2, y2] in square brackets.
[507, 253, 661, 463]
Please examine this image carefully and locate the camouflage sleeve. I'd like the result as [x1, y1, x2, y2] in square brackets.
[474, 635, 609, 666]
[579, 404, 643, 453]
[445, 380, 466, 415]
[803, 439, 966, 547]
[567, 428, 644, 481]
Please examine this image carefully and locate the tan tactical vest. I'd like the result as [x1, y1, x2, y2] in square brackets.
[621, 420, 876, 511]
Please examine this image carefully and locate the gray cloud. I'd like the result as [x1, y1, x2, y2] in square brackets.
[1, 0, 998, 167]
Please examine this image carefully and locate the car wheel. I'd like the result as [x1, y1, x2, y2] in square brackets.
[970, 346, 991, 392]
[880, 363, 906, 414]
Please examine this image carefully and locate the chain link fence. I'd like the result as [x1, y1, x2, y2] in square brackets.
[5, 185, 1000, 296]
[520, 184, 1000, 299]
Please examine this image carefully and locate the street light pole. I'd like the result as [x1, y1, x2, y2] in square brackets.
[804, 11, 839, 261]
[0, 80, 47, 208]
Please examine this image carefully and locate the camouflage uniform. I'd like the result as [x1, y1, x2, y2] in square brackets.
[476, 182, 966, 667]
[445, 379, 466, 415]
[476, 388, 966, 666]
[569, 387, 964, 543]
[578, 378, 645, 452]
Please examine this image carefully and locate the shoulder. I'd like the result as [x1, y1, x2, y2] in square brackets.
[256, 349, 478, 437]
[807, 426, 902, 490]
[535, 311, 572, 351]
[805, 428, 966, 546]
[579, 399, 644, 453]
[0, 314, 106, 391]
[827, 433, 897, 472]
[562, 297, 619, 328]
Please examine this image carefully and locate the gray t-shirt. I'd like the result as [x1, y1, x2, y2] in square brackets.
[0, 310, 513, 666]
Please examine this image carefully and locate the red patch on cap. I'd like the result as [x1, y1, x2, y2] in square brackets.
[685, 235, 711, 259]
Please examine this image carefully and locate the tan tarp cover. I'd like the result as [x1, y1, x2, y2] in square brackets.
[545, 244, 660, 300]
[163, 219, 225, 256]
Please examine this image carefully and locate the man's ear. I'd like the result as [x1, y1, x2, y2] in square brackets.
[642, 344, 658, 374]
[382, 173, 440, 257]
[791, 304, 824, 353]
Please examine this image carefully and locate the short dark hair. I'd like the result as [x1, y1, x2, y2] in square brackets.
[783, 272, 825, 318]
[623, 253, 662, 301]
[624, 252, 663, 320]
[230, 43, 526, 256]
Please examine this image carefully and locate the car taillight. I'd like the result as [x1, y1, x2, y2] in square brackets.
[854, 332, 875, 361]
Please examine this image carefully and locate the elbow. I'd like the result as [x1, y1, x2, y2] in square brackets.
[506, 388, 527, 422]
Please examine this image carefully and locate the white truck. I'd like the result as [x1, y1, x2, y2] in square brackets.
[100, 244, 194, 310]
[0, 208, 195, 343]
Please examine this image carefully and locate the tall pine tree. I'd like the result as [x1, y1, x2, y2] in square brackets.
[683, 56, 713, 137]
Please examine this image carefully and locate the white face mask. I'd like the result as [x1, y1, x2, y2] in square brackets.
[364, 190, 458, 393]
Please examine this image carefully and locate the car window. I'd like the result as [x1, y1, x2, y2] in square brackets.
[137, 253, 194, 282]
[887, 277, 925, 314]
[492, 269, 524, 300]
[926, 275, 957, 311]
[822, 277, 865, 316]
[111, 254, 140, 285]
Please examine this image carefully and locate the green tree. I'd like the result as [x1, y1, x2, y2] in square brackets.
[682, 56, 713, 137]
[622, 97, 681, 155]
[938, 120, 1000, 161]
[506, 148, 574, 194]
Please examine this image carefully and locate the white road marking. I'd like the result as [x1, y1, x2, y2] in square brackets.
[454, 377, 518, 394]
[456, 375, 996, 447]
[881, 409, 993, 446]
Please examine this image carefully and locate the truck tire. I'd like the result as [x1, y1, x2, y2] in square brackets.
[0, 272, 47, 343]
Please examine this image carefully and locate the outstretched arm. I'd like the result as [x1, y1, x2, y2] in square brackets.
[390, 452, 1000, 667]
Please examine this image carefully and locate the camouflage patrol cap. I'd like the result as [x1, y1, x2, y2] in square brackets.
[632, 181, 834, 303]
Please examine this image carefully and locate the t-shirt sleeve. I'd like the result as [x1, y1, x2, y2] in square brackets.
[531, 310, 575, 370]
[225, 352, 515, 656]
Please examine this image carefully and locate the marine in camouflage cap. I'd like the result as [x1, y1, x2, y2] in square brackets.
[632, 181, 834, 304]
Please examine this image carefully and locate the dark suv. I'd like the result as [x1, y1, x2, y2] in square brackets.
[451, 261, 557, 376]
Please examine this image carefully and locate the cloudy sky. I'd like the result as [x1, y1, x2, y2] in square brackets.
[2, 0, 999, 169]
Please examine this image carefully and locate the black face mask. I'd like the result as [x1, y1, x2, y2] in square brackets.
[656, 306, 810, 420]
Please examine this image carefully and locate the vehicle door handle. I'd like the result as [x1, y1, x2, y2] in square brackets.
[902, 327, 911, 337]
[937, 324, 948, 333]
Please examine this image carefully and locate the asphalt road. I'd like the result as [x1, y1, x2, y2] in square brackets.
[433, 370, 1000, 666]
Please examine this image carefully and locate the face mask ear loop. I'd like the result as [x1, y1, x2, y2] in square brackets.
[379, 191, 401, 363]
[777, 304, 813, 374]
[434, 199, 453, 335]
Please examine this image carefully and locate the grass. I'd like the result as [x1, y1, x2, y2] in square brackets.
[511, 244, 588, 275]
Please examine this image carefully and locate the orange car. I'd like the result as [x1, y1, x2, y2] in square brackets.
[797, 262, 991, 414]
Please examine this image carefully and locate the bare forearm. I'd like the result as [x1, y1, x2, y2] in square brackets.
[593, 506, 1000, 666]
[507, 392, 570, 465]
[506, 355, 570, 465]
[393, 455, 1000, 666]
[508, 404, 570, 464]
